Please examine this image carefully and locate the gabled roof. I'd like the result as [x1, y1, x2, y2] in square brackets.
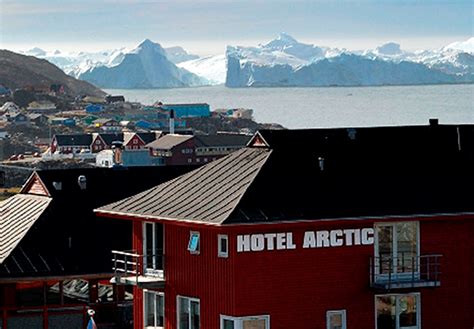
[146, 134, 193, 150]
[100, 133, 124, 145]
[96, 148, 271, 224]
[137, 132, 160, 144]
[0, 165, 198, 278]
[96, 124, 474, 225]
[0, 194, 51, 264]
[194, 134, 251, 148]
[54, 134, 92, 146]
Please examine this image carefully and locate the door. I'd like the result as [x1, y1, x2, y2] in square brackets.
[143, 222, 164, 276]
[375, 222, 419, 280]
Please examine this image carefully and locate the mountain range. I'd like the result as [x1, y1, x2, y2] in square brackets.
[0, 50, 105, 96]
[19, 34, 474, 88]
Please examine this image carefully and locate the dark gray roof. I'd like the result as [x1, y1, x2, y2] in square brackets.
[0, 194, 51, 264]
[55, 134, 92, 146]
[194, 134, 251, 148]
[96, 124, 474, 225]
[96, 147, 271, 224]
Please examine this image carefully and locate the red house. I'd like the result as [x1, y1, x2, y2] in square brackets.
[95, 124, 474, 329]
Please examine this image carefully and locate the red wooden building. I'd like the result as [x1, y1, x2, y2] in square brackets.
[96, 124, 474, 329]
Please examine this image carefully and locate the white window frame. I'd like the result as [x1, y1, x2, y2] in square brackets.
[374, 293, 421, 329]
[220, 315, 270, 329]
[326, 310, 347, 329]
[143, 290, 164, 329]
[188, 231, 200, 255]
[177, 296, 200, 329]
[143, 222, 164, 277]
[374, 221, 420, 280]
[218, 234, 228, 258]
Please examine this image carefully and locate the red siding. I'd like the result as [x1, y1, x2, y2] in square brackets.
[420, 220, 474, 328]
[164, 224, 236, 329]
[232, 221, 375, 329]
[130, 217, 474, 329]
[22, 174, 49, 196]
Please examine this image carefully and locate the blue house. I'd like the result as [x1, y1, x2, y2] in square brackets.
[85, 104, 104, 113]
[158, 103, 210, 118]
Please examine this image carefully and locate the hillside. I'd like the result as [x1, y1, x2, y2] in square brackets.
[0, 50, 105, 97]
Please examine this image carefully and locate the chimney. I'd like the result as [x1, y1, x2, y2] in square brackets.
[429, 118, 439, 126]
[112, 141, 124, 166]
[169, 109, 175, 135]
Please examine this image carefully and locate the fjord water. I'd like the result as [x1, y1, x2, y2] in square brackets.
[105, 84, 474, 129]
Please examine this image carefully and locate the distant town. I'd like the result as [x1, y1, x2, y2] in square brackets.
[0, 82, 284, 188]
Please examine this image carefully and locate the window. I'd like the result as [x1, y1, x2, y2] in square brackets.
[178, 296, 200, 329]
[376, 294, 419, 329]
[375, 222, 419, 279]
[144, 290, 164, 329]
[218, 235, 228, 258]
[220, 315, 270, 329]
[327, 310, 346, 329]
[188, 232, 200, 254]
[143, 222, 164, 276]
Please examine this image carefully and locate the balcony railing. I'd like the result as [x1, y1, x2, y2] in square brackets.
[369, 254, 442, 290]
[111, 250, 165, 289]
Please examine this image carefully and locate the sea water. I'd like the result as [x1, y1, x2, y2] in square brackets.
[105, 84, 474, 129]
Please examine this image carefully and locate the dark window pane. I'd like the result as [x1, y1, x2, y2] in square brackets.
[223, 319, 235, 329]
[179, 298, 189, 329]
[376, 296, 396, 329]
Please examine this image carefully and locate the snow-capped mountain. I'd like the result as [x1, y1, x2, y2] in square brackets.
[20, 34, 473, 88]
[20, 47, 129, 78]
[225, 35, 474, 87]
[78, 39, 205, 88]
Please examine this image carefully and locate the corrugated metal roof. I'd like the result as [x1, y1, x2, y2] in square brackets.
[0, 194, 51, 264]
[96, 147, 271, 224]
[145, 134, 193, 150]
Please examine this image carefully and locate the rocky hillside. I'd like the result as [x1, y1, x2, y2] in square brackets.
[0, 50, 105, 97]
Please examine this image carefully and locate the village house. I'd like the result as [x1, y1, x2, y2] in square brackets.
[147, 133, 251, 166]
[93, 118, 122, 132]
[0, 165, 197, 329]
[106, 95, 125, 104]
[27, 113, 49, 126]
[51, 132, 161, 155]
[214, 108, 254, 120]
[154, 102, 211, 118]
[0, 102, 20, 116]
[27, 100, 57, 114]
[6, 112, 29, 126]
[95, 123, 474, 329]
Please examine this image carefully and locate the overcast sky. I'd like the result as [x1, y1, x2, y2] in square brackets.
[1, 0, 472, 55]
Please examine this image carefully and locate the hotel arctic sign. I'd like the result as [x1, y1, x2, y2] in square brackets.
[237, 228, 374, 252]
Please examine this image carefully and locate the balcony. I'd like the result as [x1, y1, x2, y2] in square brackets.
[111, 250, 165, 289]
[369, 254, 442, 290]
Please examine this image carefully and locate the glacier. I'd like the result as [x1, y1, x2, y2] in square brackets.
[22, 34, 474, 89]
[225, 34, 473, 87]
